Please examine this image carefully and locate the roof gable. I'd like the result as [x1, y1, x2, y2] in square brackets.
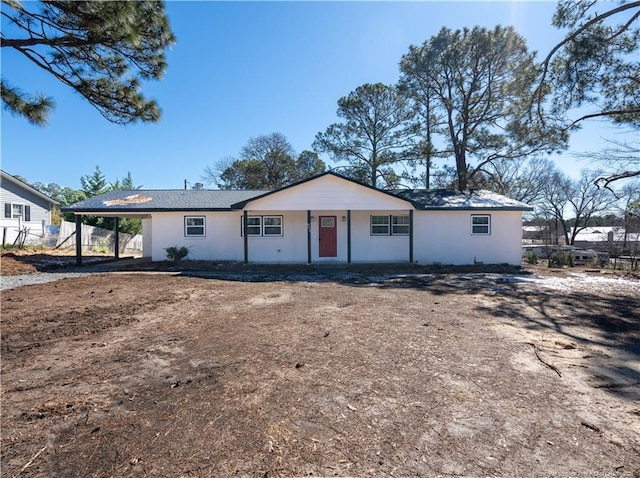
[234, 172, 414, 211]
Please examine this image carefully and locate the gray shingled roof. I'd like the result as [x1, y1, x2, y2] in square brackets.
[61, 175, 532, 213]
[391, 189, 533, 211]
[61, 189, 267, 213]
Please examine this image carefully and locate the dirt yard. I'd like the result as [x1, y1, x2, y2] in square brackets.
[0, 249, 113, 275]
[1, 265, 639, 477]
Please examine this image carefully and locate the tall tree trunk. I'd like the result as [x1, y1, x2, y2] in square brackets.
[371, 148, 378, 187]
[425, 96, 432, 189]
[425, 158, 430, 189]
[456, 147, 467, 190]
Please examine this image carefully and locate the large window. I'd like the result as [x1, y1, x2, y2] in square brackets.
[391, 215, 410, 235]
[371, 215, 390, 235]
[3, 203, 30, 221]
[371, 215, 410, 236]
[471, 215, 491, 235]
[245, 216, 261, 236]
[263, 216, 283, 236]
[184, 216, 205, 237]
[241, 215, 284, 237]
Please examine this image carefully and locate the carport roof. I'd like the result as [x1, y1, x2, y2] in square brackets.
[61, 189, 267, 213]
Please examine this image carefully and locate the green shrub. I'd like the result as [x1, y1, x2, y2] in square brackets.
[92, 237, 110, 254]
[549, 250, 573, 267]
[164, 245, 190, 264]
[525, 251, 539, 265]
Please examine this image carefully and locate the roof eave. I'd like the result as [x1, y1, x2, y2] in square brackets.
[1, 170, 60, 205]
[60, 207, 237, 214]
[419, 206, 534, 211]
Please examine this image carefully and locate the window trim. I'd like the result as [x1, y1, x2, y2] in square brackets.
[262, 215, 283, 236]
[184, 215, 206, 237]
[391, 215, 410, 235]
[4, 202, 29, 221]
[471, 214, 491, 235]
[370, 215, 390, 235]
[12, 203, 23, 219]
[244, 216, 262, 236]
[241, 215, 284, 237]
[320, 217, 335, 228]
[371, 214, 410, 236]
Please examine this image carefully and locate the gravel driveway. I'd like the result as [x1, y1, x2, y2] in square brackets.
[0, 272, 92, 290]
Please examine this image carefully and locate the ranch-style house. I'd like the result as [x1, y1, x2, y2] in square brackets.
[62, 171, 532, 266]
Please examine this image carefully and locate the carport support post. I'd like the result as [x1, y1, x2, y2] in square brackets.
[347, 210, 351, 264]
[243, 210, 248, 264]
[114, 217, 120, 259]
[75, 215, 82, 266]
[307, 210, 311, 264]
[409, 210, 414, 264]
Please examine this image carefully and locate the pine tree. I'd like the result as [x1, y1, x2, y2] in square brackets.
[1, 1, 175, 125]
[400, 26, 566, 190]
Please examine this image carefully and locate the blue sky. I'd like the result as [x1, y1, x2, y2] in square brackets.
[1, 1, 633, 190]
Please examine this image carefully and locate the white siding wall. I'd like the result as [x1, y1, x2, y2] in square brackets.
[150, 211, 309, 263]
[149, 209, 523, 265]
[151, 211, 244, 262]
[142, 218, 152, 258]
[247, 174, 411, 211]
[245, 210, 308, 263]
[350, 210, 411, 262]
[413, 210, 523, 265]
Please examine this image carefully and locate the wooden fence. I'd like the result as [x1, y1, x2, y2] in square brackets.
[56, 221, 143, 255]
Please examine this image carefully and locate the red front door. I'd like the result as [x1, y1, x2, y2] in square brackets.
[319, 216, 337, 257]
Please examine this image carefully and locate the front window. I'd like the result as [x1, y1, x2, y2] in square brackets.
[263, 216, 283, 236]
[391, 215, 410, 235]
[185, 216, 205, 237]
[471, 215, 490, 235]
[246, 216, 262, 236]
[242, 215, 284, 236]
[371, 215, 390, 235]
[372, 215, 410, 235]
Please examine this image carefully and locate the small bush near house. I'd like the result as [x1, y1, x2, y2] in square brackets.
[164, 246, 190, 264]
[525, 251, 539, 265]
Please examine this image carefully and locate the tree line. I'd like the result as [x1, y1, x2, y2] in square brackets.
[19, 166, 143, 235]
[3, 1, 638, 201]
[199, 2, 637, 192]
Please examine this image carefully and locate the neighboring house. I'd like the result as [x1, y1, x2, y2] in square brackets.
[62, 172, 532, 266]
[1, 170, 59, 246]
[571, 227, 640, 252]
[522, 225, 547, 243]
